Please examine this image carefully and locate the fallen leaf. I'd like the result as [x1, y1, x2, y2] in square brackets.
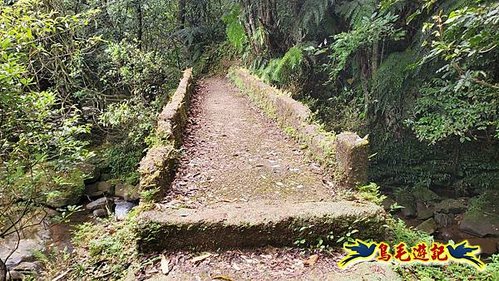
[232, 263, 241, 271]
[191, 253, 212, 263]
[304, 254, 319, 267]
[160, 254, 170, 275]
[212, 275, 234, 281]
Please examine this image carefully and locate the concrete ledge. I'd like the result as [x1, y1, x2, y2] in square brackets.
[228, 67, 368, 188]
[336, 132, 369, 187]
[136, 200, 387, 252]
[138, 68, 193, 199]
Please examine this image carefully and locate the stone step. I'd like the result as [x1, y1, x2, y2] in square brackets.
[136, 200, 387, 252]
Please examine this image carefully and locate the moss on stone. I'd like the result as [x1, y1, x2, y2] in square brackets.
[136, 200, 387, 252]
[138, 68, 194, 200]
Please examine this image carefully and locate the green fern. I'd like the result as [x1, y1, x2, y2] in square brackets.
[273, 46, 303, 80]
[336, 0, 377, 27]
[299, 0, 332, 36]
[258, 46, 303, 84]
[260, 59, 280, 83]
[371, 50, 415, 129]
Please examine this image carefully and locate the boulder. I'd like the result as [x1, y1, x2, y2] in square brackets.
[401, 205, 417, 218]
[44, 176, 85, 208]
[41, 165, 85, 208]
[85, 197, 114, 211]
[435, 198, 467, 214]
[412, 186, 440, 203]
[93, 209, 109, 218]
[115, 183, 140, 201]
[459, 212, 499, 237]
[395, 186, 439, 219]
[46, 194, 80, 209]
[439, 229, 456, 241]
[13, 261, 41, 273]
[381, 197, 396, 211]
[466, 238, 499, 255]
[84, 183, 104, 198]
[416, 218, 437, 234]
[0, 239, 43, 268]
[416, 201, 434, 220]
[96, 181, 115, 195]
[395, 191, 416, 218]
[115, 200, 137, 220]
[77, 163, 100, 184]
[100, 173, 112, 181]
[434, 212, 453, 228]
[459, 191, 499, 237]
[7, 271, 24, 280]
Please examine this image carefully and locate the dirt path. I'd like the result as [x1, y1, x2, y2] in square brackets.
[164, 77, 337, 207]
[144, 248, 400, 281]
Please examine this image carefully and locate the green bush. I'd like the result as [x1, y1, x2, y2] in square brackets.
[222, 5, 248, 53]
[357, 182, 386, 205]
[256, 46, 303, 85]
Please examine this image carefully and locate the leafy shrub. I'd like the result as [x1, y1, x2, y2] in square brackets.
[97, 42, 181, 183]
[408, 79, 498, 144]
[371, 50, 415, 131]
[388, 218, 499, 280]
[397, 254, 499, 281]
[99, 99, 158, 184]
[37, 212, 141, 280]
[409, 2, 499, 143]
[357, 182, 386, 205]
[100, 41, 181, 102]
[327, 13, 404, 81]
[222, 5, 248, 53]
[310, 87, 366, 133]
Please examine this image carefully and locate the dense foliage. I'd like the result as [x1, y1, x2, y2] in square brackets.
[1, 0, 92, 233]
[227, 0, 498, 193]
[234, 0, 498, 144]
[0, 0, 223, 278]
[411, 3, 499, 143]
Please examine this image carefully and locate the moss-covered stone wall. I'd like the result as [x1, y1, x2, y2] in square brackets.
[228, 67, 369, 188]
[138, 68, 194, 199]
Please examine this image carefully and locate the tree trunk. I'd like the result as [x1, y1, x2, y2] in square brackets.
[136, 0, 143, 50]
[101, 0, 117, 38]
[0, 258, 6, 281]
[372, 40, 379, 76]
[241, 1, 255, 43]
[178, 0, 186, 30]
[359, 50, 370, 118]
